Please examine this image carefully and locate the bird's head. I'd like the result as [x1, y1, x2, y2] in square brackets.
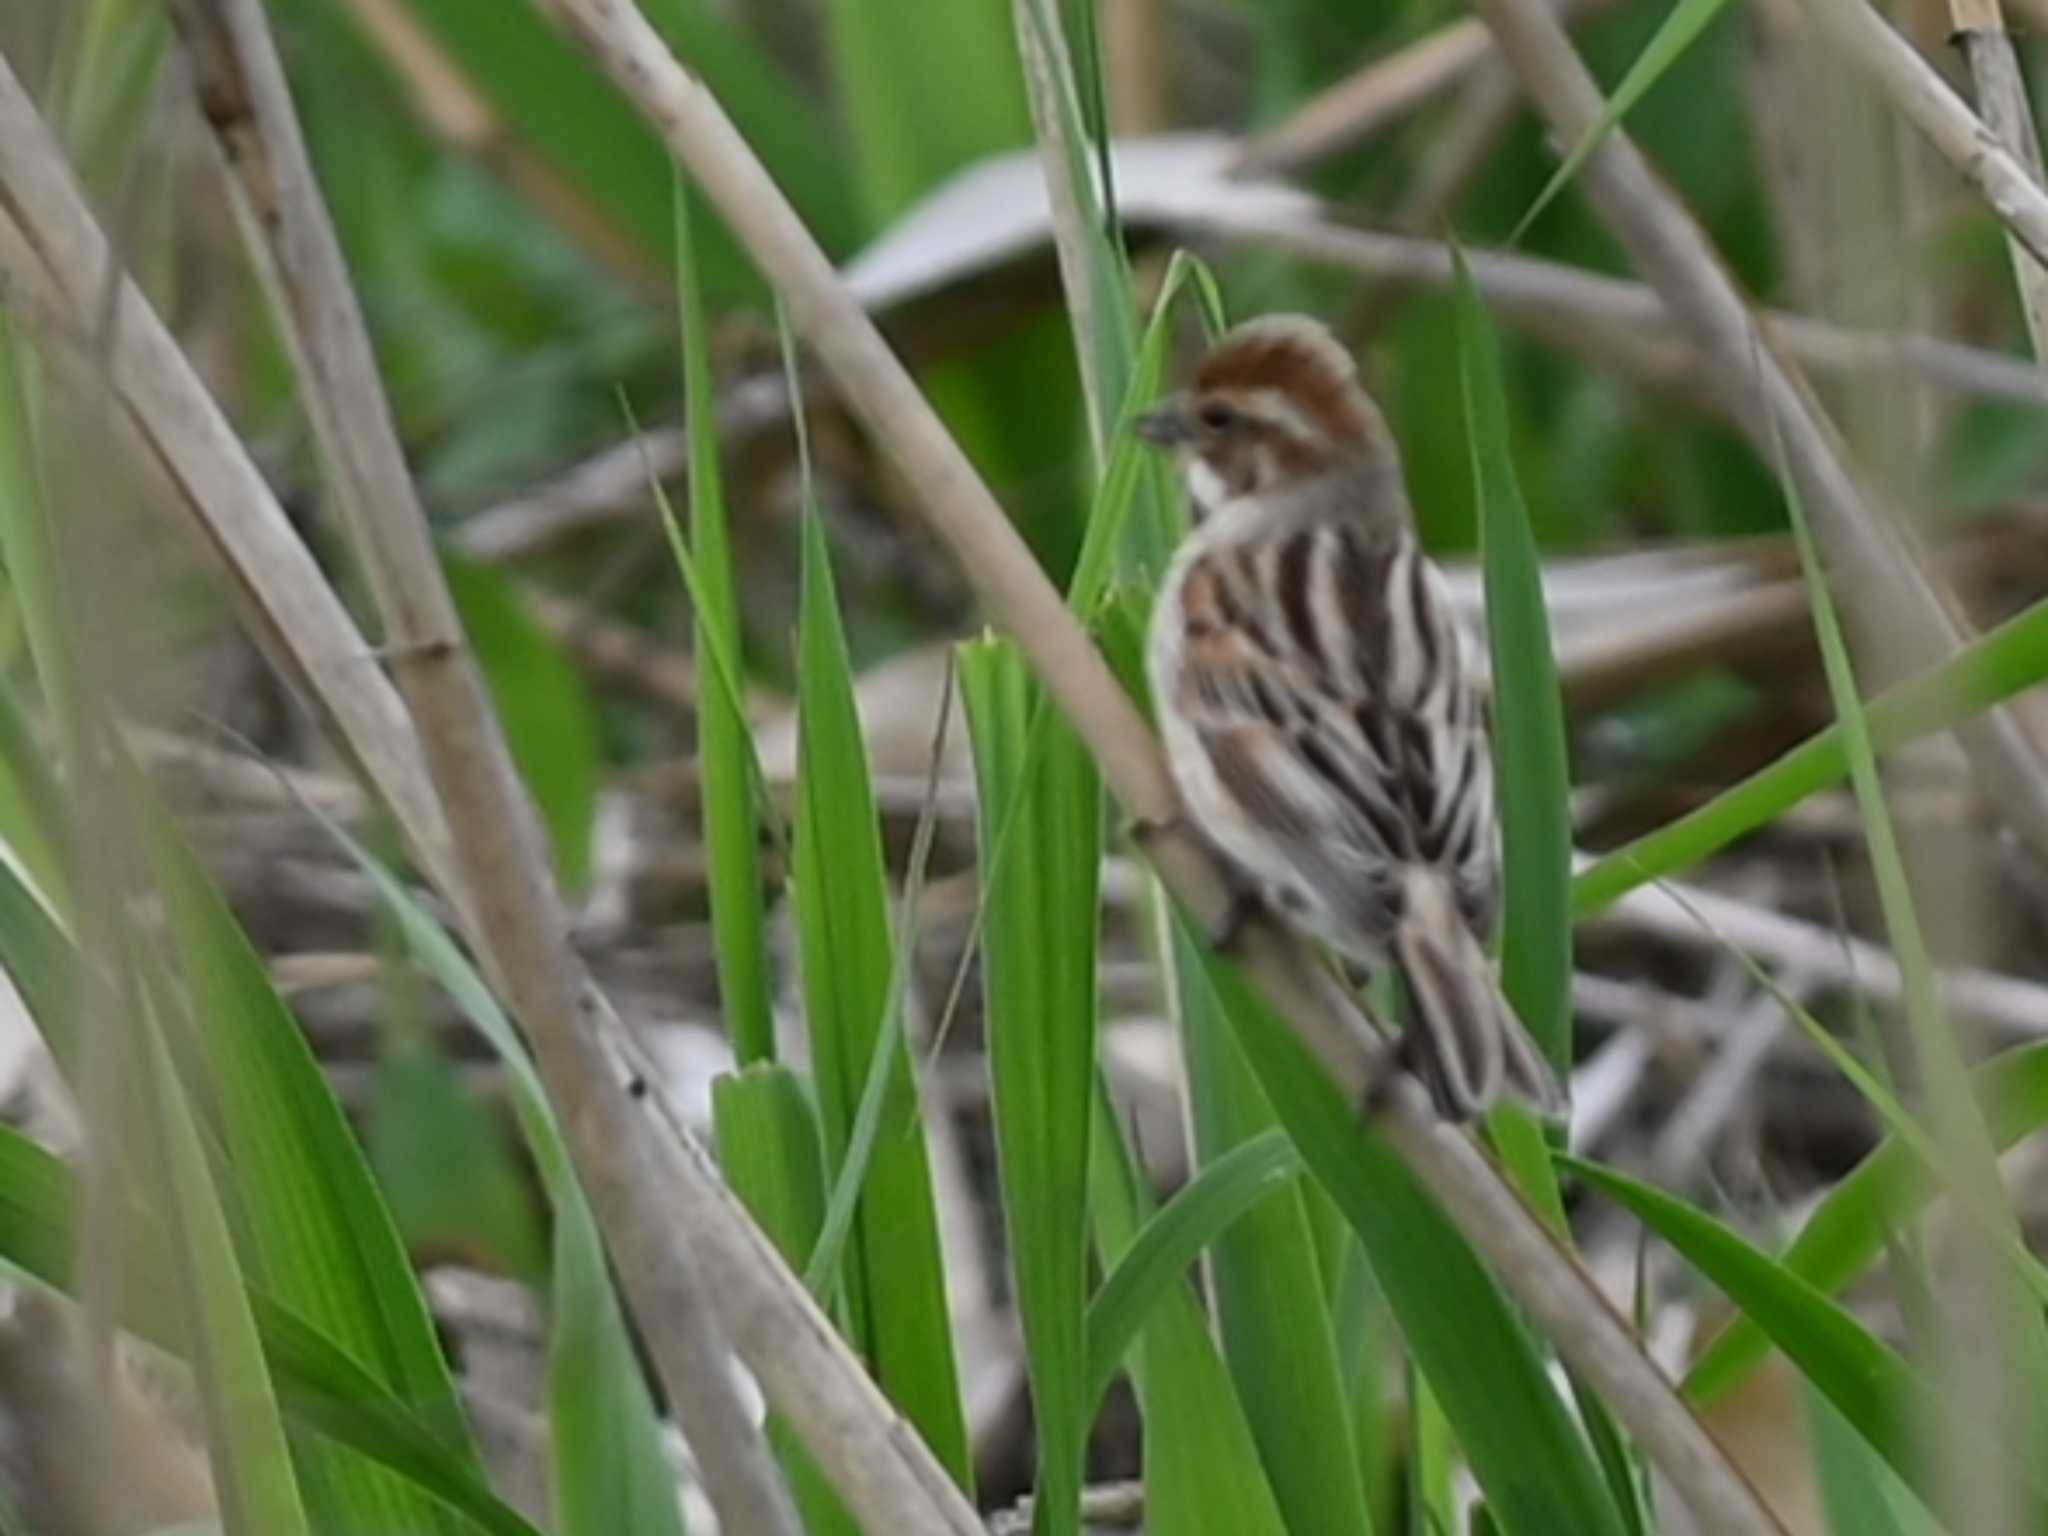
[1136, 314, 1400, 522]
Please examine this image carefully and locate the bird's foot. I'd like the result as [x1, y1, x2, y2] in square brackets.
[1210, 881, 1265, 954]
[1125, 812, 1263, 954]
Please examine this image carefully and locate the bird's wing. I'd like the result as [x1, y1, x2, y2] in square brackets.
[1165, 521, 1498, 924]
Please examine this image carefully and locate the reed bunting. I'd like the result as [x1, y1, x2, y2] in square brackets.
[1137, 314, 1566, 1121]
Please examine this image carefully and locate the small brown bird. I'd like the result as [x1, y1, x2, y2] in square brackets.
[1138, 314, 1566, 1120]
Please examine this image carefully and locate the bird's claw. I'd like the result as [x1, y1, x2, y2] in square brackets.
[1125, 812, 1262, 953]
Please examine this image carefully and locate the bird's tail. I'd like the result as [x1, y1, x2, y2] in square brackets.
[1390, 874, 1569, 1122]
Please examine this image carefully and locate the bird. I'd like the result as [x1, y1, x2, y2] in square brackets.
[1135, 313, 1567, 1121]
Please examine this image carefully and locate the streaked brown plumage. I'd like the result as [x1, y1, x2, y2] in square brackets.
[1139, 314, 1566, 1120]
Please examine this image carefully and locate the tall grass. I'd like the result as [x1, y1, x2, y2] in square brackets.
[5, 0, 2048, 1533]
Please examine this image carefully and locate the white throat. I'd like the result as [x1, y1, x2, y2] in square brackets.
[1181, 456, 1230, 524]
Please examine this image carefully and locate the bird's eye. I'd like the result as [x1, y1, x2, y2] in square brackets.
[1197, 402, 1237, 432]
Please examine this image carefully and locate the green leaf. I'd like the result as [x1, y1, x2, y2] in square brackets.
[1688, 1041, 2048, 1403]
[788, 297, 949, 1312]
[132, 1006, 314, 1536]
[672, 171, 775, 1064]
[145, 809, 481, 1531]
[1567, 1156, 2048, 1521]
[1572, 594, 2048, 917]
[0, 746, 75, 1076]
[1453, 247, 1571, 1073]
[1509, 0, 1739, 244]
[306, 816, 685, 1536]
[715, 1066, 856, 1536]
[0, 677, 68, 925]
[1172, 924, 1375, 1536]
[0, 319, 82, 880]
[790, 504, 972, 1489]
[0, 1122, 543, 1536]
[1806, 1387, 1938, 1536]
[1197, 949, 1628, 1536]
[443, 553, 601, 893]
[1083, 1129, 1302, 1411]
[1774, 413, 2048, 1419]
[1066, 250, 1227, 615]
[1454, 253, 1649, 1530]
[962, 637, 1102, 1536]
[1088, 1078, 1291, 1536]
[1013, 0, 1138, 464]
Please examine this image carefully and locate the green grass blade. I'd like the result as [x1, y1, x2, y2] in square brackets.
[0, 665, 65, 908]
[0, 1123, 544, 1536]
[1508, 0, 1738, 244]
[1089, 591, 1369, 1530]
[630, 391, 782, 855]
[1013, 0, 1137, 462]
[790, 297, 957, 1312]
[1194, 947, 1628, 1536]
[1567, 1156, 2048, 1520]
[713, 1065, 856, 1536]
[547, 1198, 690, 1535]
[132, 1006, 315, 1536]
[1719, 925, 2048, 1310]
[790, 505, 972, 1488]
[715, 1064, 831, 1277]
[144, 807, 480, 1531]
[1453, 252, 1650, 1528]
[961, 636, 1102, 1536]
[305, 815, 685, 1536]
[1170, 922, 1376, 1536]
[1687, 1041, 2048, 1403]
[1572, 594, 2048, 917]
[0, 321, 82, 886]
[1082, 1128, 1302, 1411]
[443, 553, 601, 893]
[1453, 247, 1571, 1073]
[1088, 1077, 1291, 1536]
[1774, 419, 2048, 1416]
[672, 170, 775, 1063]
[1806, 1388, 1938, 1536]
[1066, 250, 1227, 614]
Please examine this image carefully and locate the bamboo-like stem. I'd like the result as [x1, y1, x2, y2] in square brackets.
[0, 47, 983, 1536]
[520, 1, 1786, 1529]
[164, 4, 801, 1530]
[1796, 0, 2048, 268]
[1944, 0, 2048, 358]
[1464, 0, 2048, 863]
[1218, 213, 2048, 409]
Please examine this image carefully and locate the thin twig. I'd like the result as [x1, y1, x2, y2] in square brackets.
[1584, 867, 2048, 1042]
[164, 1, 800, 1531]
[521, 3, 1788, 1529]
[1229, 0, 1612, 176]
[0, 46, 986, 1536]
[1375, 1081, 1783, 1536]
[1943, 0, 2048, 359]
[1795, 0, 2048, 268]
[1465, 0, 2048, 865]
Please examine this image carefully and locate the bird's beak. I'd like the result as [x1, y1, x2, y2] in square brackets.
[1135, 398, 1191, 446]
